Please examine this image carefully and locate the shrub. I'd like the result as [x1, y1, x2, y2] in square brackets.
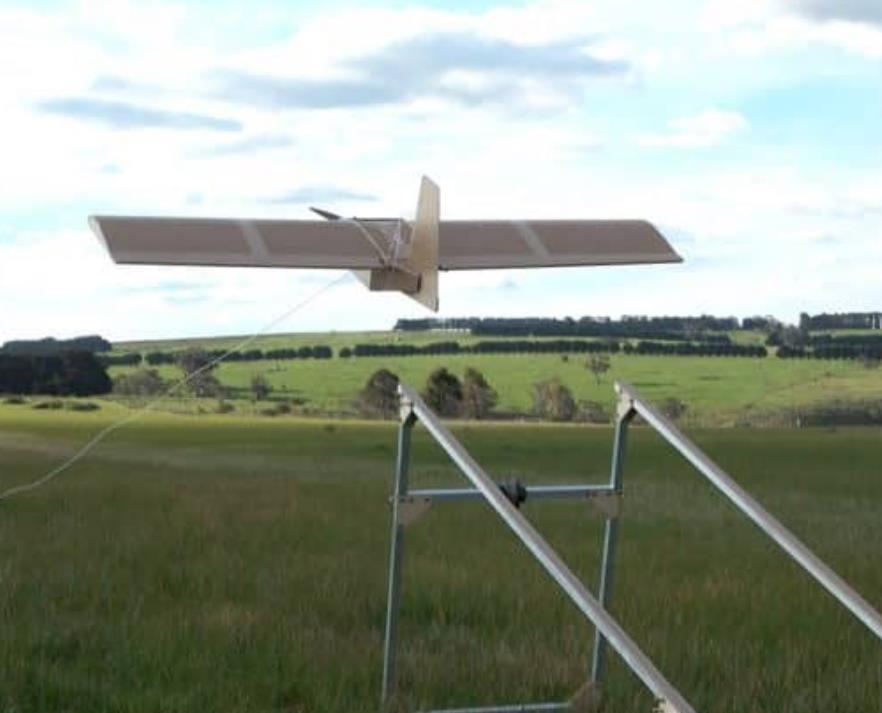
[580, 400, 610, 424]
[250, 374, 272, 401]
[659, 397, 688, 421]
[532, 378, 576, 421]
[422, 368, 463, 417]
[66, 401, 100, 412]
[176, 348, 224, 398]
[113, 369, 166, 397]
[461, 368, 497, 419]
[586, 354, 611, 385]
[357, 369, 400, 418]
[260, 401, 293, 417]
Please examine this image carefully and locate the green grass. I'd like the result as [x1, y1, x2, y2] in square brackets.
[110, 349, 882, 426]
[1, 406, 880, 712]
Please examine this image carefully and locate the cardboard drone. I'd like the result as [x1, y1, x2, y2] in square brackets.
[90, 176, 681, 310]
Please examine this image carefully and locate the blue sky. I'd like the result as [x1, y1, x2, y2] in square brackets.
[1, 0, 881, 342]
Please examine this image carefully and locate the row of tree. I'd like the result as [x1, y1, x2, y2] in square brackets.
[806, 333, 882, 346]
[0, 335, 112, 355]
[799, 312, 882, 331]
[0, 352, 111, 396]
[87, 338, 845, 365]
[140, 345, 333, 366]
[396, 313, 882, 337]
[358, 367, 499, 419]
[355, 363, 688, 424]
[394, 315, 741, 338]
[625, 341, 768, 357]
[777, 345, 882, 361]
[341, 341, 462, 358]
[343, 339, 624, 358]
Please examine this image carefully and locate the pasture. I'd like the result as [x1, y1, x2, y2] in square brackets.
[109, 345, 882, 426]
[1, 404, 880, 711]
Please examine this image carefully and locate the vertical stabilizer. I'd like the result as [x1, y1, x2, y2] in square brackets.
[407, 176, 440, 311]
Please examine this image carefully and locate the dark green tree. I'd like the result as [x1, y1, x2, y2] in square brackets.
[422, 367, 463, 417]
[250, 373, 272, 402]
[461, 367, 497, 419]
[585, 354, 611, 385]
[176, 348, 223, 398]
[659, 397, 687, 421]
[532, 378, 576, 421]
[113, 368, 166, 397]
[358, 368, 400, 418]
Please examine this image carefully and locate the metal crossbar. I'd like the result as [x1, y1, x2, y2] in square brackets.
[382, 384, 694, 713]
[381, 381, 882, 712]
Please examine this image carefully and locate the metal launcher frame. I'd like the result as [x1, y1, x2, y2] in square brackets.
[381, 382, 882, 713]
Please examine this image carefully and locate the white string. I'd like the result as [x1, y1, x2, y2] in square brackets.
[0, 271, 351, 502]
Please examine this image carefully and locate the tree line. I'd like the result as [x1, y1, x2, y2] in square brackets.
[777, 345, 882, 362]
[395, 312, 882, 337]
[355, 361, 687, 424]
[341, 339, 624, 358]
[806, 333, 882, 347]
[799, 311, 882, 331]
[0, 335, 112, 355]
[107, 345, 336, 367]
[343, 338, 764, 359]
[394, 315, 741, 339]
[625, 341, 767, 358]
[0, 352, 111, 396]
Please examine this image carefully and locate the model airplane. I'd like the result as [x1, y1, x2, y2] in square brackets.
[89, 176, 681, 311]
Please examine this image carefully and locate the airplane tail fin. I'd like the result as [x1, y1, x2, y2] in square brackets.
[406, 175, 440, 311]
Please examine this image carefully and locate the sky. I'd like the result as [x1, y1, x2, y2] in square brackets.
[1, 0, 881, 343]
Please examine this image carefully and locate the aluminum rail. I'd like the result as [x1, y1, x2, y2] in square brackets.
[399, 384, 696, 713]
[421, 703, 570, 713]
[616, 380, 882, 643]
[406, 484, 614, 502]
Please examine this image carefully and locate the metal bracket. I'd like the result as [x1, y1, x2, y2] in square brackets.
[586, 491, 622, 519]
[568, 681, 601, 712]
[397, 495, 432, 526]
[615, 393, 635, 421]
[400, 397, 415, 423]
[383, 384, 696, 713]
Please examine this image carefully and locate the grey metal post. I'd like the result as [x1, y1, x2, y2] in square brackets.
[381, 394, 417, 706]
[399, 384, 696, 713]
[590, 403, 633, 686]
[616, 380, 882, 644]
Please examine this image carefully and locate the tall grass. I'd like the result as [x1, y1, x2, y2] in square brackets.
[1, 409, 880, 711]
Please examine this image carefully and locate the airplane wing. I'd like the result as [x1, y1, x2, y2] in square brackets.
[89, 216, 389, 270]
[90, 216, 680, 271]
[438, 220, 680, 270]
[89, 177, 681, 313]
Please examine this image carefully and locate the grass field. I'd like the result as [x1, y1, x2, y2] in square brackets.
[109, 347, 882, 426]
[1, 404, 880, 712]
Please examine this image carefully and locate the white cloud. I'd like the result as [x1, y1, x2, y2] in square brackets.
[636, 110, 748, 148]
[702, 0, 882, 58]
[0, 0, 880, 341]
